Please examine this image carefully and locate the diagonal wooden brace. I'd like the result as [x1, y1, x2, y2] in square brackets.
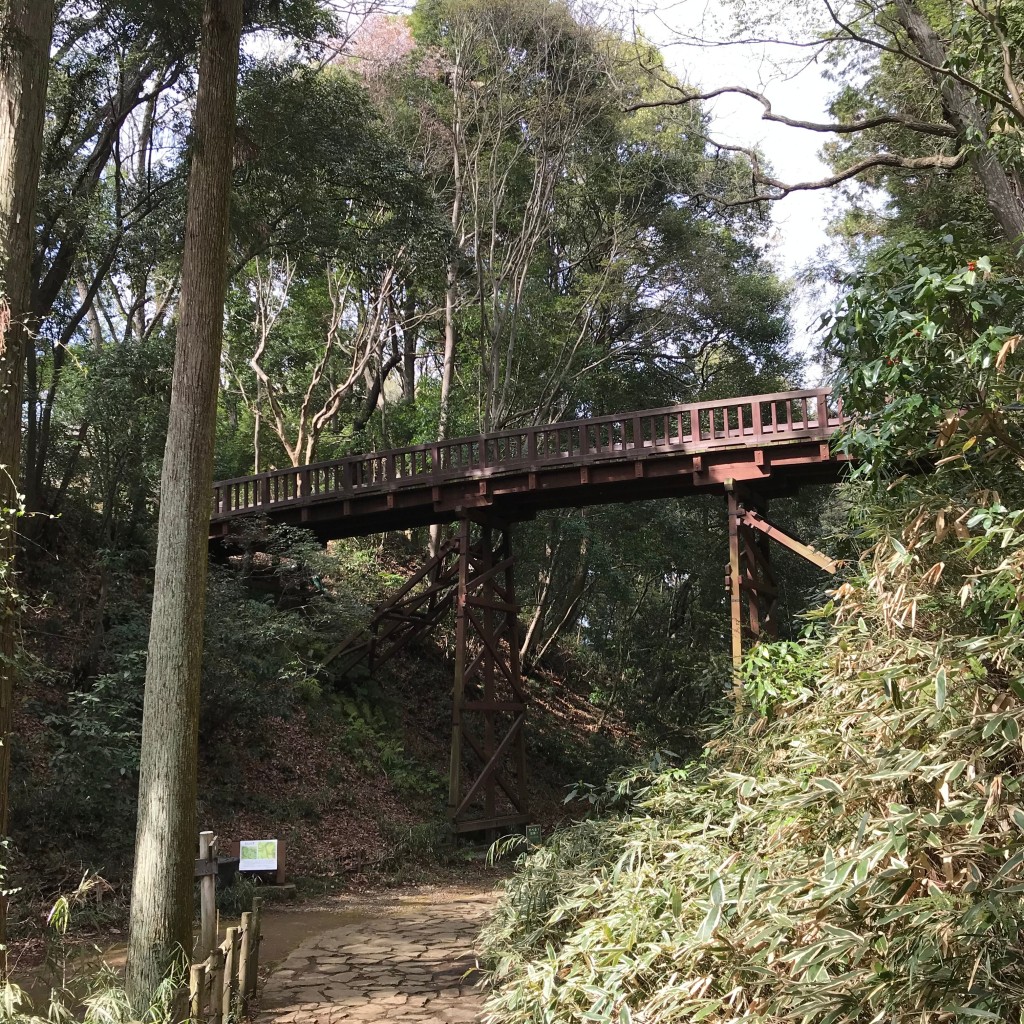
[737, 508, 838, 574]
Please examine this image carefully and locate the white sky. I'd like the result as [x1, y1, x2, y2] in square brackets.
[636, 0, 842, 378]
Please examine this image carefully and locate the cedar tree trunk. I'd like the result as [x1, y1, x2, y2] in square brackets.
[125, 0, 243, 1008]
[0, 0, 54, 947]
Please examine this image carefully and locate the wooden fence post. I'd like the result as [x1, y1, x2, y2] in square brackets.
[207, 948, 225, 1024]
[238, 911, 252, 1011]
[189, 964, 206, 1023]
[198, 831, 217, 960]
[223, 926, 240, 1012]
[247, 896, 264, 998]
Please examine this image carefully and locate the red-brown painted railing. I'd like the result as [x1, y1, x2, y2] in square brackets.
[211, 388, 845, 522]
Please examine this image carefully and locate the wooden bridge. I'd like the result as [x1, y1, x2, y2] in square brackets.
[211, 388, 850, 834]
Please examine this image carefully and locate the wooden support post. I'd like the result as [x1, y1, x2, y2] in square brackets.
[189, 964, 206, 1023]
[727, 491, 743, 679]
[223, 926, 240, 1013]
[504, 530, 528, 815]
[726, 480, 836, 688]
[482, 525, 496, 825]
[198, 831, 217, 960]
[248, 897, 264, 998]
[448, 519, 471, 820]
[238, 911, 252, 1010]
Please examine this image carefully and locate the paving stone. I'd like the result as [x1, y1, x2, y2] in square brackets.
[256, 886, 497, 1024]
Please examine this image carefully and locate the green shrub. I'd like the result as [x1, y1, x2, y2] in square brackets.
[478, 239, 1024, 1024]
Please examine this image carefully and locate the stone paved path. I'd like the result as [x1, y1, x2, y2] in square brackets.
[260, 884, 498, 1024]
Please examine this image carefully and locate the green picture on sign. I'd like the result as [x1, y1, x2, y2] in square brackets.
[239, 839, 278, 871]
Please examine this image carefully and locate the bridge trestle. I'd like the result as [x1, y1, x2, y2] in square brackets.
[448, 516, 529, 834]
[726, 480, 839, 686]
[325, 516, 529, 835]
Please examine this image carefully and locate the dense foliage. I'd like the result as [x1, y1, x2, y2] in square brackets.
[14, 0, 816, 894]
[479, 239, 1024, 1022]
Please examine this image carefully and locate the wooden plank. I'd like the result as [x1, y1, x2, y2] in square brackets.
[223, 926, 239, 1014]
[208, 949, 225, 1024]
[451, 812, 530, 833]
[739, 509, 838, 573]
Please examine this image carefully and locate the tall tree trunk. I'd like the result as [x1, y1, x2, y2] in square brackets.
[895, 0, 1024, 242]
[0, 0, 55, 948]
[125, 0, 242, 1008]
[401, 288, 417, 403]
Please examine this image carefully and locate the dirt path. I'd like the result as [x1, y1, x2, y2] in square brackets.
[258, 882, 499, 1024]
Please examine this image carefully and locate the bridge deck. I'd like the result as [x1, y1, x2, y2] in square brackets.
[210, 388, 849, 540]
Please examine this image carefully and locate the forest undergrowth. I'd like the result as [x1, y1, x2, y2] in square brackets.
[480, 239, 1024, 1023]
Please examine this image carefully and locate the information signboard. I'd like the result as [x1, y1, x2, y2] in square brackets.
[239, 839, 278, 872]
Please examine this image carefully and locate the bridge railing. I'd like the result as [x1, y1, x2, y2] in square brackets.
[212, 388, 844, 521]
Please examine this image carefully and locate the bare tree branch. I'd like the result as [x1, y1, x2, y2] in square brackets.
[709, 140, 966, 202]
[628, 84, 958, 138]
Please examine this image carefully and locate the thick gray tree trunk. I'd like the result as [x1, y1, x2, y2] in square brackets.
[895, 0, 1024, 242]
[0, 0, 54, 947]
[125, 0, 243, 1008]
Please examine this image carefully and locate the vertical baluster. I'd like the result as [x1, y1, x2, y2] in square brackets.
[816, 389, 828, 427]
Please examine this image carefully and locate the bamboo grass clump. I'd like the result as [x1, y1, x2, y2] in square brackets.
[481, 505, 1024, 1023]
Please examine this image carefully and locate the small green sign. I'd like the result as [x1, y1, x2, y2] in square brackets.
[525, 824, 542, 845]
